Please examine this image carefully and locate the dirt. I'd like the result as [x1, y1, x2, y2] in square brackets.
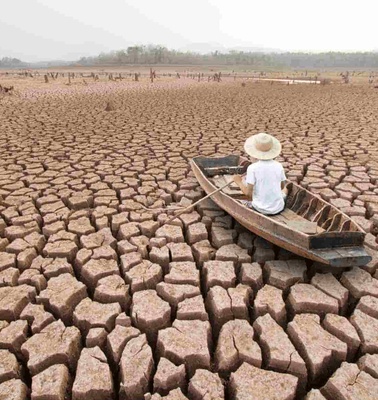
[72, 346, 114, 400]
[215, 319, 262, 373]
[153, 357, 186, 395]
[32, 364, 70, 400]
[253, 313, 307, 386]
[322, 362, 378, 399]
[0, 70, 378, 398]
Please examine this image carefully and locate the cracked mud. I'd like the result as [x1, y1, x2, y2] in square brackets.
[0, 71, 378, 399]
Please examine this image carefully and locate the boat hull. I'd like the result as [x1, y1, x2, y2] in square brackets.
[191, 156, 372, 268]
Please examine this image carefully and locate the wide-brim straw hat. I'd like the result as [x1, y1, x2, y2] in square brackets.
[244, 132, 281, 160]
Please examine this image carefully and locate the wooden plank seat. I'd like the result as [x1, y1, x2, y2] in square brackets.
[235, 201, 324, 235]
[211, 175, 245, 197]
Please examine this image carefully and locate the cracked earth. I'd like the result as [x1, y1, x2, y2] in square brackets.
[0, 72, 378, 399]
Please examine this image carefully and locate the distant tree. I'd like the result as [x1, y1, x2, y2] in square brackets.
[116, 50, 128, 64]
[153, 46, 166, 63]
[127, 46, 143, 64]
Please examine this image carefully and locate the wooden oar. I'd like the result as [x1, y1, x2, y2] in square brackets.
[163, 179, 235, 225]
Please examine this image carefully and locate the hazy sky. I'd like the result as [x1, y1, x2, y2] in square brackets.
[1, 0, 377, 61]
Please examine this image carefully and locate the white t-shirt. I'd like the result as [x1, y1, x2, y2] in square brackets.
[245, 160, 286, 215]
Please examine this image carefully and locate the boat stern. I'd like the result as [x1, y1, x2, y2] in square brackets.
[311, 247, 372, 268]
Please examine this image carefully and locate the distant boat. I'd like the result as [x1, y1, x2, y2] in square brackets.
[191, 155, 371, 268]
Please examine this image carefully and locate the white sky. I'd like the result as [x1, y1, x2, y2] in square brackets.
[1, 0, 377, 61]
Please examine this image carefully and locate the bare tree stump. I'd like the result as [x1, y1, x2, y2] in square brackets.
[105, 101, 115, 111]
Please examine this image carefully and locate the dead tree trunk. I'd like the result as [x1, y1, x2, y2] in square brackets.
[105, 101, 115, 111]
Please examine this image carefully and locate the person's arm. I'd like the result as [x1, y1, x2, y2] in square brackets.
[281, 180, 288, 195]
[280, 164, 288, 195]
[233, 175, 253, 198]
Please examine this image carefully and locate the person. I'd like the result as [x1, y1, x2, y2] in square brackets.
[233, 132, 288, 215]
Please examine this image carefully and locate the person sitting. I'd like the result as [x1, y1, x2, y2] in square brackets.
[233, 132, 288, 216]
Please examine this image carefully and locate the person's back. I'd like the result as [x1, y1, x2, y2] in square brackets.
[246, 159, 286, 215]
[234, 132, 287, 215]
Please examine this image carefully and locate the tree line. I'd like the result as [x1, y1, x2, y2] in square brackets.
[75, 46, 378, 68]
[0, 57, 29, 68]
[2, 47, 378, 69]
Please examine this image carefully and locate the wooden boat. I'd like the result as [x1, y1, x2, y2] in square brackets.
[190, 155, 372, 268]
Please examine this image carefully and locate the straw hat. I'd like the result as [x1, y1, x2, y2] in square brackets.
[244, 132, 281, 160]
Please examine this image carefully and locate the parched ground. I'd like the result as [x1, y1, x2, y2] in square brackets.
[0, 73, 378, 400]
